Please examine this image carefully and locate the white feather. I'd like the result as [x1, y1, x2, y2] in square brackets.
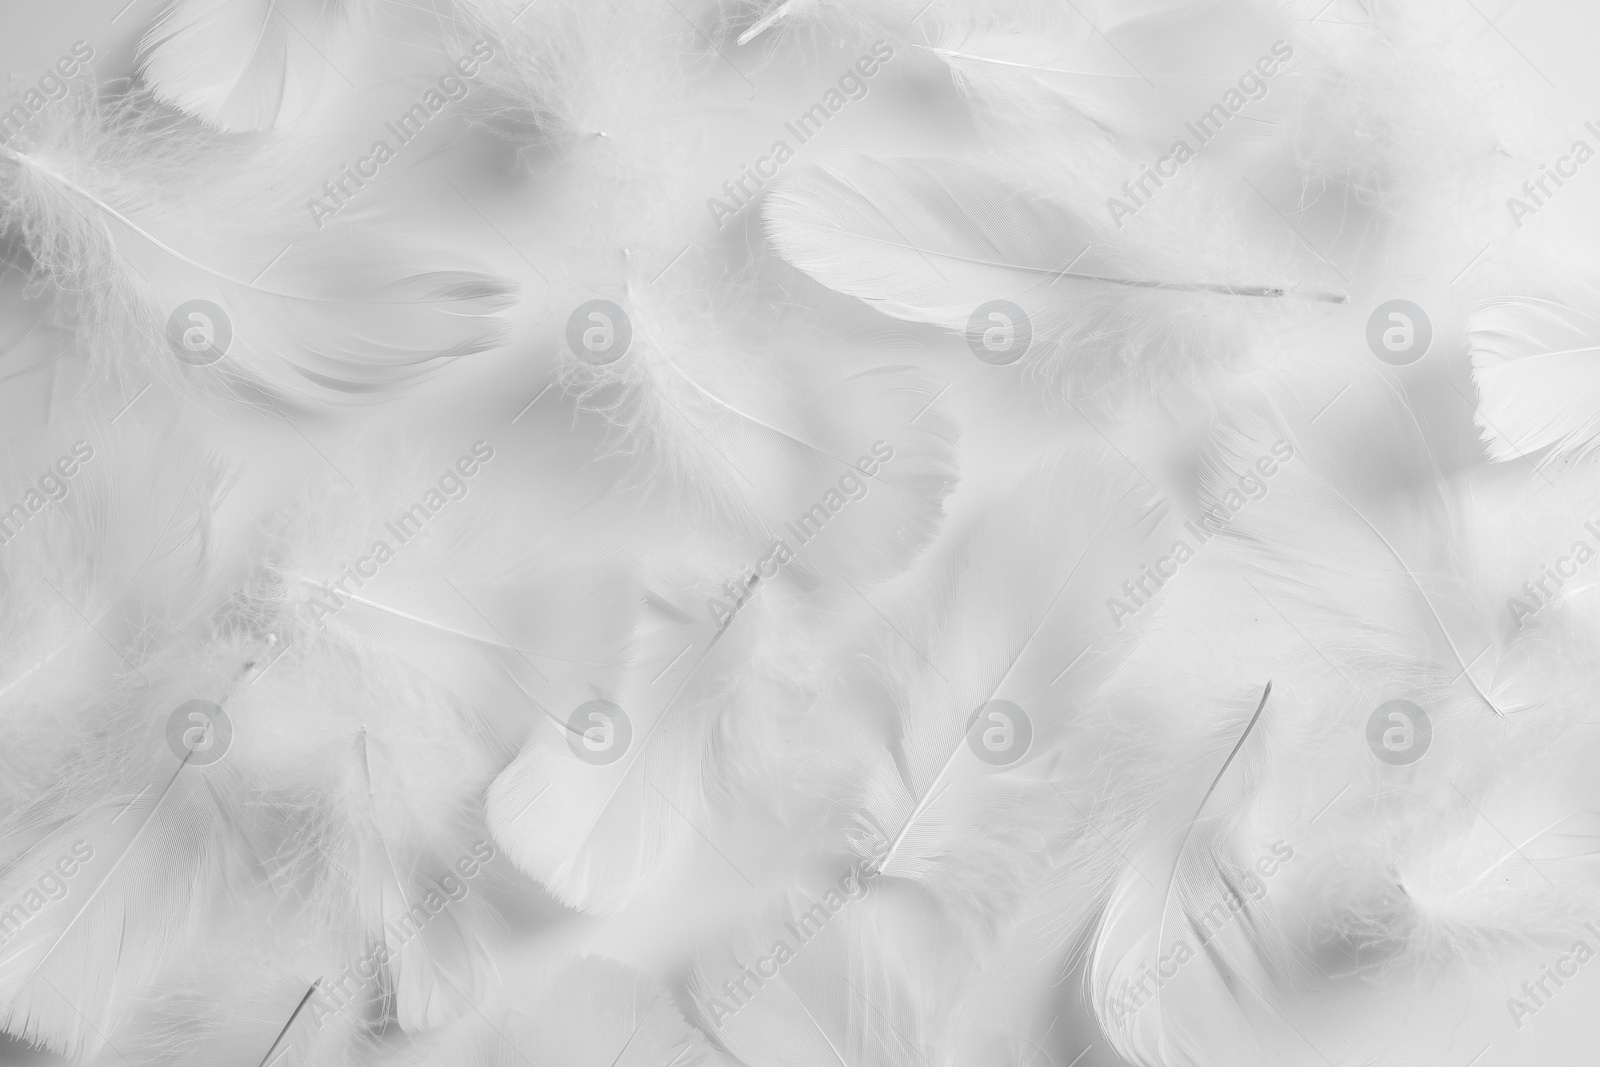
[1470, 292, 1600, 462]
[0, 86, 515, 407]
[565, 283, 960, 589]
[0, 716, 254, 1058]
[137, 0, 356, 132]
[92, 964, 363, 1067]
[845, 448, 1178, 935]
[924, 0, 1292, 151]
[485, 552, 766, 915]
[1065, 383, 1600, 1064]
[1193, 381, 1505, 719]
[1085, 682, 1284, 1067]
[763, 155, 1343, 408]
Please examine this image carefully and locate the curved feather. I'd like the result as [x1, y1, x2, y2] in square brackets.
[1469, 294, 1600, 462]
[1085, 683, 1284, 1067]
[137, 0, 354, 132]
[483, 559, 741, 915]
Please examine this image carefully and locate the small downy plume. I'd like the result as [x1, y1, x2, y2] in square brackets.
[763, 155, 1343, 413]
[0, 83, 516, 408]
[137, 0, 361, 132]
[1469, 283, 1600, 462]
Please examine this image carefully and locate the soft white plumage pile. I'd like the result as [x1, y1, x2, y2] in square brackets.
[1, 1, 1598, 1065]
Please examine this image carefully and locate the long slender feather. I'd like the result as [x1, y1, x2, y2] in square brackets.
[764, 155, 1342, 406]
